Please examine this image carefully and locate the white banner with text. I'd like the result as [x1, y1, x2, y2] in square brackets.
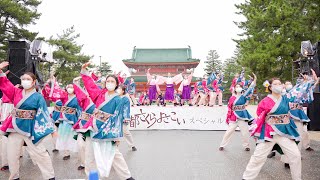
[128, 106, 257, 130]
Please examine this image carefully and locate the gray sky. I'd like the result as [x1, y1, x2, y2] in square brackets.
[30, 0, 244, 76]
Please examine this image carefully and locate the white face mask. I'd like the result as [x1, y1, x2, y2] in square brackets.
[235, 87, 243, 93]
[106, 83, 116, 91]
[272, 85, 283, 94]
[67, 88, 74, 94]
[286, 85, 293, 91]
[281, 89, 287, 95]
[21, 80, 33, 89]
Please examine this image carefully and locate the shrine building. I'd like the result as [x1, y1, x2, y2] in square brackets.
[122, 47, 200, 93]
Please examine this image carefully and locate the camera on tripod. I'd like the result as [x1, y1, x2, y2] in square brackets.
[294, 40, 320, 76]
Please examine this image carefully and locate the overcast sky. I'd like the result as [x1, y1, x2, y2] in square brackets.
[29, 0, 245, 76]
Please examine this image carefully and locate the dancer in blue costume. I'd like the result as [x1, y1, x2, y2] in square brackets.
[44, 77, 82, 160]
[117, 84, 137, 151]
[243, 75, 315, 180]
[81, 62, 135, 180]
[219, 73, 256, 151]
[0, 61, 55, 180]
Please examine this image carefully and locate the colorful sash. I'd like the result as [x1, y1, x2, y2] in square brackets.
[80, 112, 91, 121]
[266, 114, 290, 125]
[54, 105, 62, 112]
[232, 105, 246, 111]
[289, 103, 303, 110]
[93, 109, 112, 122]
[11, 108, 36, 120]
[61, 106, 76, 114]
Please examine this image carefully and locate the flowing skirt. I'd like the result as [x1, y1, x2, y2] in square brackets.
[165, 84, 174, 100]
[182, 85, 191, 100]
[149, 85, 157, 101]
[56, 121, 78, 152]
[92, 141, 116, 177]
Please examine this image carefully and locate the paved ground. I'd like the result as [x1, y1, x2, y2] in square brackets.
[1, 130, 320, 180]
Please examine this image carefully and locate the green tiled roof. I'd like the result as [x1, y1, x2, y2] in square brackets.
[123, 47, 200, 63]
[132, 76, 198, 82]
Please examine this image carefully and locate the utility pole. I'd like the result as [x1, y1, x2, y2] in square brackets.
[99, 56, 102, 67]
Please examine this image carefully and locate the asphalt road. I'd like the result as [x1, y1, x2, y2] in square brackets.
[1, 130, 320, 180]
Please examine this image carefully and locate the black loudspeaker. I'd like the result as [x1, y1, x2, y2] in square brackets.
[8, 41, 30, 49]
[307, 93, 320, 130]
[7, 41, 33, 85]
[312, 41, 320, 76]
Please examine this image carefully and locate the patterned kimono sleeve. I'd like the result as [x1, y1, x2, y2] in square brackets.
[91, 72, 99, 81]
[207, 72, 216, 85]
[37, 94, 55, 125]
[42, 83, 57, 102]
[123, 79, 130, 87]
[202, 81, 209, 93]
[97, 97, 124, 140]
[130, 83, 136, 94]
[226, 97, 233, 124]
[256, 100, 265, 117]
[81, 69, 102, 103]
[122, 97, 131, 122]
[287, 80, 315, 104]
[304, 80, 316, 103]
[243, 82, 256, 98]
[41, 84, 50, 100]
[73, 83, 89, 109]
[236, 69, 245, 83]
[33, 94, 55, 144]
[213, 80, 219, 92]
[51, 82, 68, 102]
[0, 73, 19, 103]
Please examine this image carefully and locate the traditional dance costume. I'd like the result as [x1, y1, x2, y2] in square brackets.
[219, 82, 255, 150]
[206, 73, 217, 106]
[121, 95, 136, 150]
[157, 74, 183, 102]
[81, 69, 134, 179]
[179, 73, 193, 104]
[146, 70, 162, 102]
[288, 81, 315, 151]
[126, 80, 138, 106]
[243, 87, 309, 180]
[43, 81, 81, 158]
[192, 81, 200, 105]
[229, 69, 244, 94]
[0, 94, 13, 170]
[71, 81, 96, 170]
[0, 73, 55, 180]
[195, 79, 209, 106]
